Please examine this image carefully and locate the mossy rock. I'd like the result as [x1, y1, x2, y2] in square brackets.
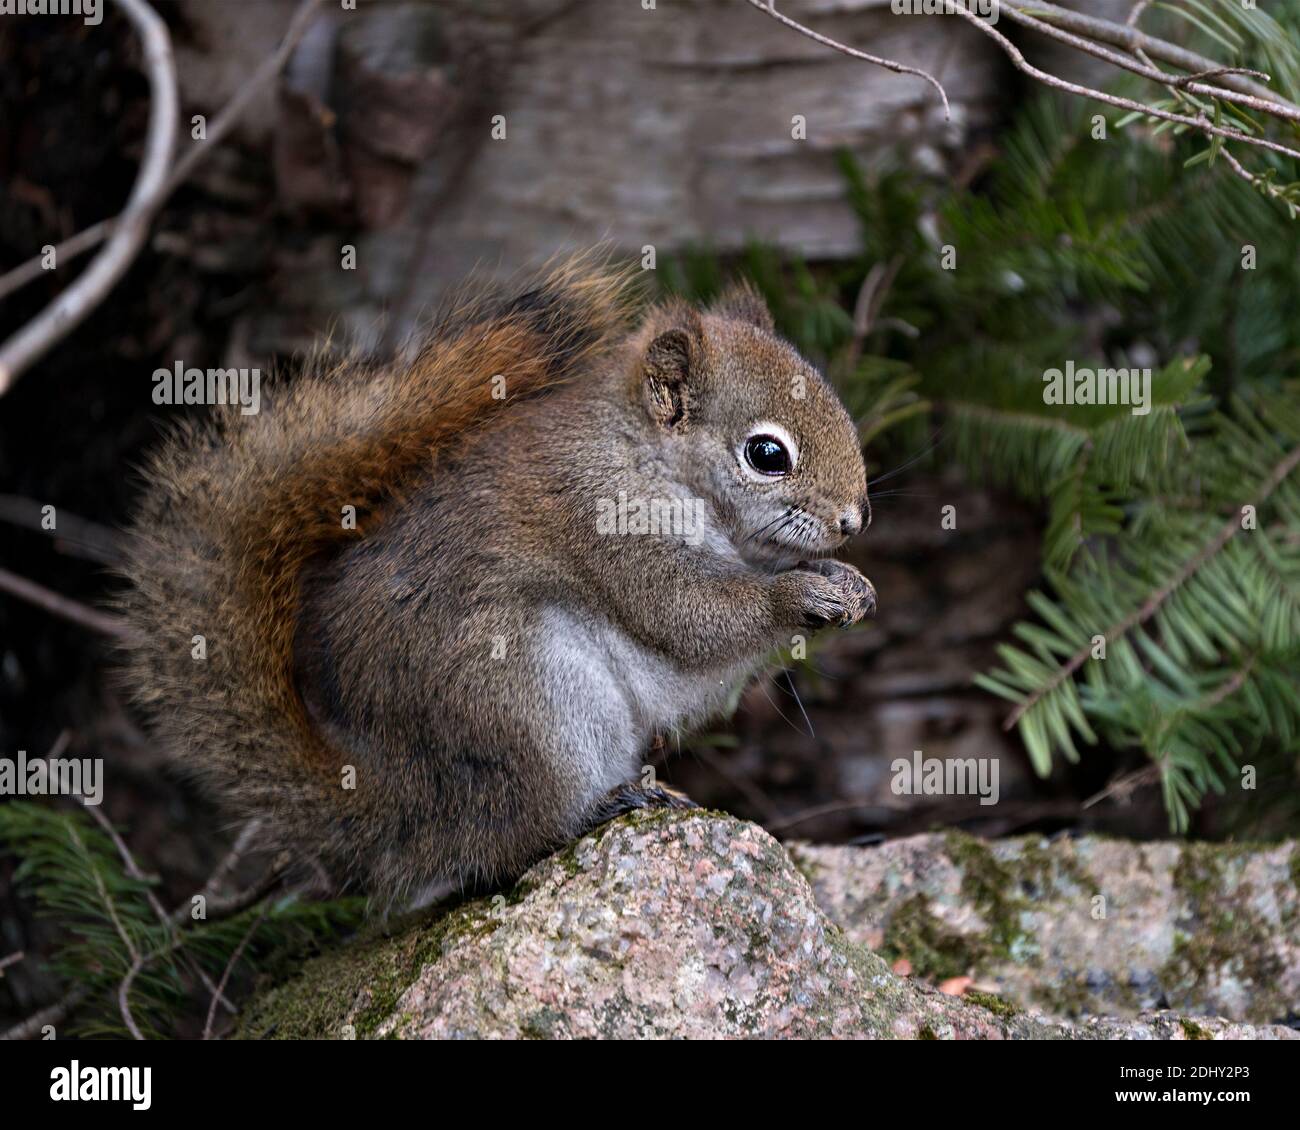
[237, 812, 1296, 1041]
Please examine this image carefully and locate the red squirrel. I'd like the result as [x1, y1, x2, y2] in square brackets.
[120, 255, 876, 902]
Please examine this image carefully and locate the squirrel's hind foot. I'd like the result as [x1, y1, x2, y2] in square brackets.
[578, 780, 699, 837]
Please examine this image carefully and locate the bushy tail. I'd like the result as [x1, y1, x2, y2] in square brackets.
[118, 253, 638, 851]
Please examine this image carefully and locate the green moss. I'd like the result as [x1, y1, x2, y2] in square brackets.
[1160, 843, 1284, 1014]
[1172, 843, 1223, 905]
[879, 892, 983, 981]
[1013, 836, 1100, 899]
[965, 989, 1019, 1019]
[943, 831, 1036, 964]
[236, 898, 500, 1040]
[879, 833, 1063, 982]
[1179, 1017, 1212, 1040]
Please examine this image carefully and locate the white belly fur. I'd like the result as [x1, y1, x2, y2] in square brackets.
[537, 605, 757, 789]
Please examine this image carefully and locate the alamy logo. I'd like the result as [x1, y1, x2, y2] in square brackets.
[50, 1062, 151, 1110]
[596, 492, 705, 545]
[890, 0, 999, 25]
[891, 750, 1000, 806]
[0, 0, 101, 24]
[152, 361, 261, 416]
[0, 750, 103, 804]
[1042, 360, 1152, 416]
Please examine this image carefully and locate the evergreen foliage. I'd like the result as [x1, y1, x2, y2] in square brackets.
[664, 92, 1300, 833]
[0, 802, 363, 1037]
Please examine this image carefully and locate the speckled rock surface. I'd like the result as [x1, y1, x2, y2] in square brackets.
[790, 833, 1300, 1025]
[238, 812, 1297, 1040]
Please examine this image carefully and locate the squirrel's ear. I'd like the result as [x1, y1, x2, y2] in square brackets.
[643, 314, 702, 429]
[709, 282, 774, 334]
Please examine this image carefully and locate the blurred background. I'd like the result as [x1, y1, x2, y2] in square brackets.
[2, 0, 1298, 1031]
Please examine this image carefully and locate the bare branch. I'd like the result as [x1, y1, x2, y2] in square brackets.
[1175, 67, 1273, 89]
[847, 255, 905, 364]
[0, 222, 112, 305]
[118, 956, 146, 1041]
[1003, 0, 1296, 111]
[178, 820, 266, 926]
[166, 0, 327, 191]
[745, 0, 1300, 208]
[1218, 142, 1291, 203]
[0, 495, 122, 565]
[0, 0, 326, 308]
[744, 0, 951, 119]
[203, 902, 269, 1040]
[997, 2, 1300, 126]
[1083, 763, 1161, 808]
[0, 566, 133, 639]
[0, 0, 179, 394]
[196, 856, 293, 922]
[0, 986, 88, 1041]
[81, 797, 169, 927]
[948, 6, 1300, 163]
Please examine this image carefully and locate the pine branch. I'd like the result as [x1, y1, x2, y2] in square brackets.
[0, 803, 362, 1039]
[1003, 434, 1300, 730]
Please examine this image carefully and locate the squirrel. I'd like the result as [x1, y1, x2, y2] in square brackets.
[119, 254, 876, 903]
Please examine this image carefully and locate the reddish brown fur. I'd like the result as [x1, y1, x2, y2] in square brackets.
[118, 255, 638, 878]
[118, 254, 872, 901]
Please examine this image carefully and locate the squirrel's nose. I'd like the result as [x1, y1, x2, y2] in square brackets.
[839, 497, 870, 537]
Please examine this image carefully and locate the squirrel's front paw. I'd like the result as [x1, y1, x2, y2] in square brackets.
[779, 560, 877, 630]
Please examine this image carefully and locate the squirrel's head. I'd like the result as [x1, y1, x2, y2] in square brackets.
[635, 285, 869, 568]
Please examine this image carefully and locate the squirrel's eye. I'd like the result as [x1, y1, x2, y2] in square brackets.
[745, 434, 791, 476]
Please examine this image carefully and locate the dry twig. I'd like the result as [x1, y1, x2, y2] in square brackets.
[745, 0, 1300, 181]
[948, 7, 1300, 162]
[0, 565, 131, 639]
[203, 902, 269, 1040]
[0, 495, 122, 565]
[0, 0, 327, 389]
[0, 987, 89, 1042]
[745, 0, 952, 118]
[0, 0, 179, 394]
